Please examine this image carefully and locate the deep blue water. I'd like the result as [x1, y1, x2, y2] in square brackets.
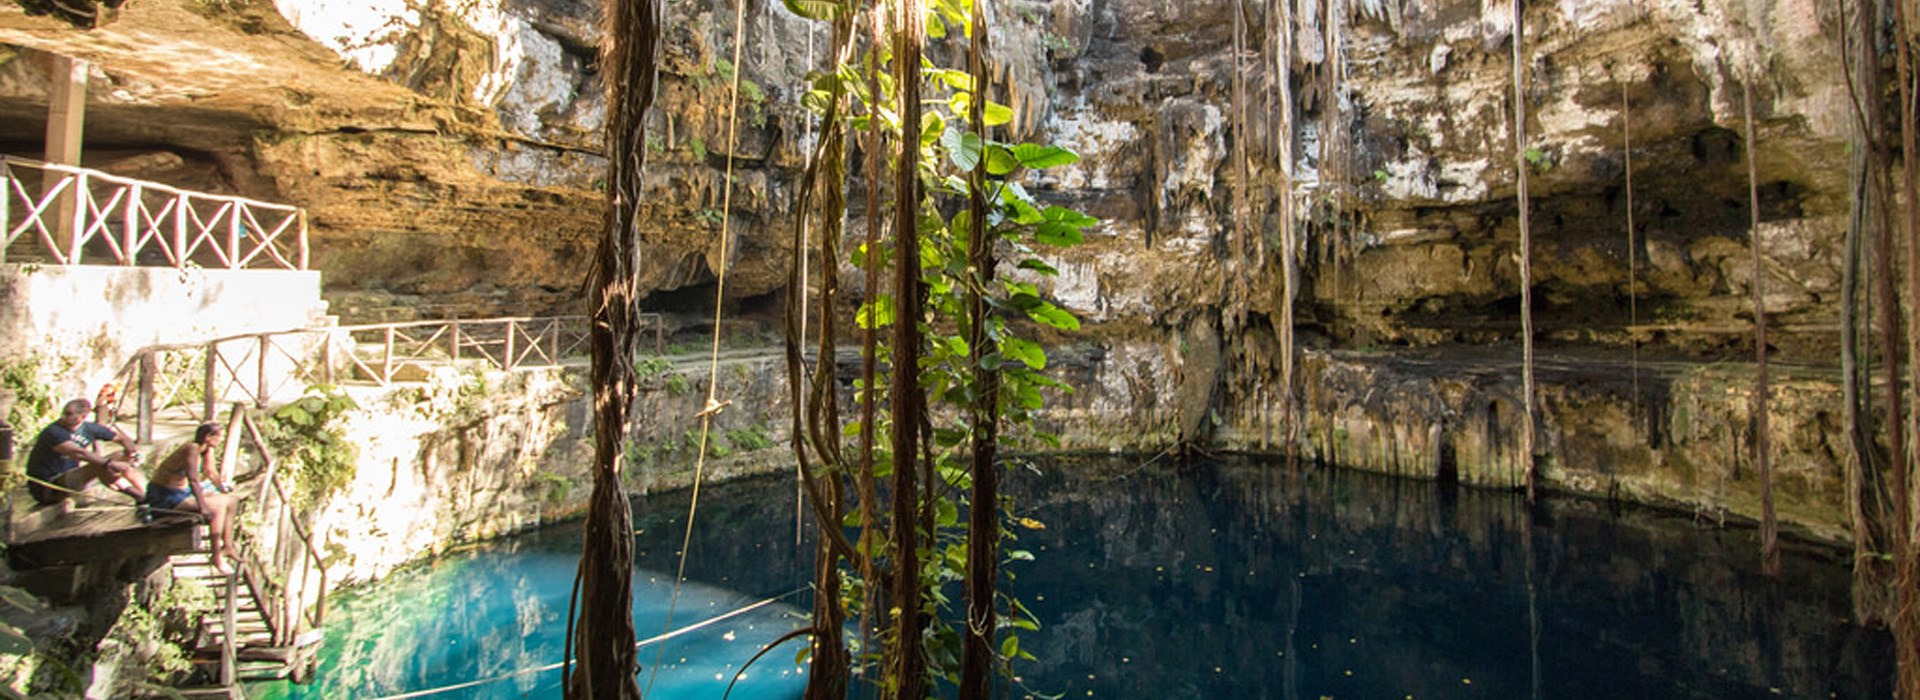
[258, 457, 1894, 699]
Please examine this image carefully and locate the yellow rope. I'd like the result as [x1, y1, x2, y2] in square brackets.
[20, 473, 204, 518]
[644, 0, 754, 691]
[375, 587, 808, 700]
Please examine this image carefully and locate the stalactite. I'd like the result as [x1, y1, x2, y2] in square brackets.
[1320, 0, 1345, 319]
[1510, 0, 1537, 502]
[1278, 0, 1299, 469]
[1743, 79, 1778, 576]
[1622, 80, 1639, 419]
[1230, 0, 1251, 335]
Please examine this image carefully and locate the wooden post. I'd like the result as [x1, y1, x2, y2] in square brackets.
[227, 199, 241, 270]
[450, 319, 461, 362]
[44, 55, 85, 252]
[203, 342, 219, 422]
[382, 326, 395, 384]
[174, 193, 188, 268]
[220, 402, 244, 486]
[1, 160, 10, 266]
[137, 351, 155, 444]
[67, 171, 86, 264]
[549, 320, 559, 365]
[221, 568, 237, 688]
[123, 182, 139, 265]
[255, 335, 269, 408]
[297, 210, 309, 270]
[321, 331, 334, 384]
[504, 320, 518, 371]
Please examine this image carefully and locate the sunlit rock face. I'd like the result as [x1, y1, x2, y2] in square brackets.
[1, 0, 1851, 344]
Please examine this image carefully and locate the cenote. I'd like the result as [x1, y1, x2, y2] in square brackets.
[259, 457, 1892, 699]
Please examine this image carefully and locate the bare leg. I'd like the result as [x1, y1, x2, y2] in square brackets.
[206, 495, 234, 574]
[181, 495, 234, 574]
[58, 461, 142, 501]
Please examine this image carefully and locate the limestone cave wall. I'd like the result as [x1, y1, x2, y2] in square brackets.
[2, 0, 1860, 353]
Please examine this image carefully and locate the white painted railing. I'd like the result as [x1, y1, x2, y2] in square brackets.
[0, 156, 308, 270]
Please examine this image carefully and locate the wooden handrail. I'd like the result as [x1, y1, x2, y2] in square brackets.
[226, 407, 331, 643]
[104, 314, 663, 439]
[1, 156, 307, 271]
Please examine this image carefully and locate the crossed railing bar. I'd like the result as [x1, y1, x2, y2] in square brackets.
[103, 315, 665, 442]
[1, 156, 308, 270]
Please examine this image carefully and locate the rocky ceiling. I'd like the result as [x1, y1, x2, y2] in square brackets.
[0, 0, 1867, 359]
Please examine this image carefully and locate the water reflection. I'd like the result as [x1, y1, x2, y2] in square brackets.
[1003, 458, 1893, 699]
[256, 477, 815, 700]
[258, 458, 1893, 699]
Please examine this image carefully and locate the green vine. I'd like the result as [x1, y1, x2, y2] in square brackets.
[782, 0, 1094, 687]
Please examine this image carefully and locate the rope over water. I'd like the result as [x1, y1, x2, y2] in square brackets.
[643, 0, 754, 690]
[368, 587, 809, 700]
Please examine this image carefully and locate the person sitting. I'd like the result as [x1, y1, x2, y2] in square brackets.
[25, 398, 147, 505]
[147, 423, 238, 573]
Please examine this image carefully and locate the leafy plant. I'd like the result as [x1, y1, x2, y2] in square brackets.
[1524, 146, 1553, 169]
[782, 6, 1093, 689]
[1, 357, 58, 431]
[101, 577, 215, 692]
[261, 385, 361, 507]
[724, 426, 773, 452]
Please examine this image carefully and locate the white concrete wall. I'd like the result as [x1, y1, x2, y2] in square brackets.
[0, 264, 329, 404]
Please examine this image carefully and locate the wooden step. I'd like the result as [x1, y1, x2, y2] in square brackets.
[166, 685, 244, 700]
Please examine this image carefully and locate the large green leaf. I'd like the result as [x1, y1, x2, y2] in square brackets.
[0, 625, 31, 656]
[1026, 301, 1081, 330]
[1016, 257, 1059, 275]
[1035, 220, 1083, 246]
[1042, 205, 1098, 226]
[857, 295, 896, 329]
[1001, 337, 1047, 369]
[781, 0, 842, 20]
[1013, 143, 1079, 169]
[984, 144, 1020, 175]
[943, 127, 983, 173]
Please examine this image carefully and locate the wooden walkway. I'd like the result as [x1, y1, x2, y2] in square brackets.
[4, 492, 202, 569]
[3, 409, 326, 696]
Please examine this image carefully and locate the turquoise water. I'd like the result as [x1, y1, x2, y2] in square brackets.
[254, 477, 815, 700]
[261, 458, 1894, 699]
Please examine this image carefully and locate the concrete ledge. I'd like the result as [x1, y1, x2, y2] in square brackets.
[0, 263, 328, 398]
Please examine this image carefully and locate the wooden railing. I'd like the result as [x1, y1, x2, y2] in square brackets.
[0, 156, 308, 270]
[221, 403, 329, 652]
[102, 315, 663, 437]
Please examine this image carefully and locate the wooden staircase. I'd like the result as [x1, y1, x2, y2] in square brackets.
[161, 406, 333, 696]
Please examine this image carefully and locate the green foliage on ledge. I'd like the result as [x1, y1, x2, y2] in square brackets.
[262, 385, 361, 508]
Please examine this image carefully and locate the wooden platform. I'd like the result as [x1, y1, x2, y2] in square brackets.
[4, 488, 202, 569]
